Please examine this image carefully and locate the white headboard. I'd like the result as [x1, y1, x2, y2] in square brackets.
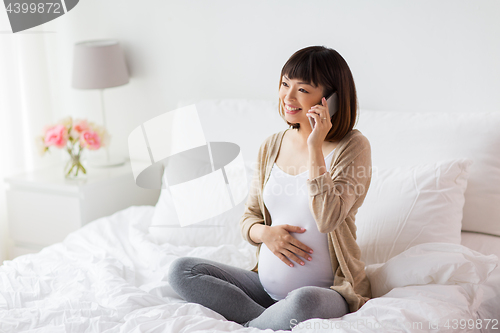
[356, 110, 500, 237]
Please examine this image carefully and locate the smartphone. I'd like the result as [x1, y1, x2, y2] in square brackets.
[308, 92, 338, 130]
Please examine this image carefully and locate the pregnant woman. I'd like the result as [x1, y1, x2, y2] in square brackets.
[168, 45, 372, 331]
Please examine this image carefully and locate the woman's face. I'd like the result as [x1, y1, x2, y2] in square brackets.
[279, 75, 325, 127]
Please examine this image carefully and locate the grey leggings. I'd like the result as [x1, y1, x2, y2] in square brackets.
[167, 257, 349, 331]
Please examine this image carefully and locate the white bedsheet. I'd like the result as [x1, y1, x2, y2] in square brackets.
[0, 206, 498, 333]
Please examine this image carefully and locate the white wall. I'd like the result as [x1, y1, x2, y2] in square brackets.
[36, 0, 500, 158]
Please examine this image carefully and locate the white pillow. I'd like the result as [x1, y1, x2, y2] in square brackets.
[355, 158, 473, 266]
[365, 242, 499, 298]
[149, 161, 256, 247]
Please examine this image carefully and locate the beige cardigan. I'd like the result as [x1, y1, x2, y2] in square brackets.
[239, 128, 372, 313]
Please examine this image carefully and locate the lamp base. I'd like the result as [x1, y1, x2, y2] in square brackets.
[88, 156, 126, 168]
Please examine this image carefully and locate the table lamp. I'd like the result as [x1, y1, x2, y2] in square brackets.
[72, 39, 130, 167]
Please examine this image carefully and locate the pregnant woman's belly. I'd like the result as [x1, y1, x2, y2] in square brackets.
[258, 220, 334, 300]
[259, 161, 335, 300]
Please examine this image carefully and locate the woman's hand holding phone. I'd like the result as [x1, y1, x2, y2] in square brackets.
[306, 97, 332, 148]
[260, 224, 314, 267]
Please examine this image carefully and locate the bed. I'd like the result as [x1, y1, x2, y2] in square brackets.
[0, 99, 499, 332]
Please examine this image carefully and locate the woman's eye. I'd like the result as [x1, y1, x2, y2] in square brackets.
[281, 81, 308, 93]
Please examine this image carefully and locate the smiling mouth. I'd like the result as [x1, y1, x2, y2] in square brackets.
[285, 105, 302, 112]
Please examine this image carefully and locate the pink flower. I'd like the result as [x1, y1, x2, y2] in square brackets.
[73, 120, 89, 133]
[79, 130, 101, 150]
[44, 124, 68, 148]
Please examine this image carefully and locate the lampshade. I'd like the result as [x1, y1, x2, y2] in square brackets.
[72, 40, 129, 89]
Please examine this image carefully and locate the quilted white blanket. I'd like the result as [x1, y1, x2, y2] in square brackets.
[0, 206, 498, 333]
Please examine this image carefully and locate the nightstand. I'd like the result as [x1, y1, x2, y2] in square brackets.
[4, 162, 160, 259]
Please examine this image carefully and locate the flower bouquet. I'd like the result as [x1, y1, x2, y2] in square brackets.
[38, 117, 109, 179]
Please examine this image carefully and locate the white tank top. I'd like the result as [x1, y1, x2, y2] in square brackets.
[258, 149, 336, 300]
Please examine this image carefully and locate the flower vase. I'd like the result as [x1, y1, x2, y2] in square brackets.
[64, 153, 87, 180]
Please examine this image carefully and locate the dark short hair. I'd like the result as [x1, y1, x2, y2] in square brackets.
[278, 46, 358, 142]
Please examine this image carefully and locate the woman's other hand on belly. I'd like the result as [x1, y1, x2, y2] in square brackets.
[260, 224, 314, 267]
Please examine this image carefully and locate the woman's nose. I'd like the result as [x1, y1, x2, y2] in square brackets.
[285, 91, 296, 102]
